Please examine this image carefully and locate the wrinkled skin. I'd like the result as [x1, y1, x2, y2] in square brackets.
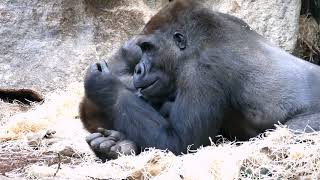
[83, 0, 320, 161]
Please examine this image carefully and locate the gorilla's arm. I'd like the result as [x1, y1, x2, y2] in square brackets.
[85, 62, 224, 154]
[81, 37, 142, 128]
[81, 38, 143, 161]
[117, 90, 223, 153]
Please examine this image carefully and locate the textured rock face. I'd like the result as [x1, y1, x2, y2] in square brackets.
[0, 0, 301, 94]
[207, 0, 301, 52]
[1, 0, 92, 93]
[152, 0, 301, 52]
[0, 0, 152, 93]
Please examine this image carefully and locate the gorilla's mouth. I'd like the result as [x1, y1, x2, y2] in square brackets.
[138, 79, 159, 95]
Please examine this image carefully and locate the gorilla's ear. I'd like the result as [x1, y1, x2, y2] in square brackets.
[173, 32, 187, 50]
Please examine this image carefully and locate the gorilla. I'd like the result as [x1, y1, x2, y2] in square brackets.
[81, 0, 320, 161]
[80, 38, 174, 159]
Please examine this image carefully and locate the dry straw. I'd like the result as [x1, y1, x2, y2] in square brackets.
[0, 83, 319, 179]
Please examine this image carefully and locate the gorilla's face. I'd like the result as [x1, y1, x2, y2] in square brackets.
[132, 31, 187, 101]
[131, 0, 194, 102]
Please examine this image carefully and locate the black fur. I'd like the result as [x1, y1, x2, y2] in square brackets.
[84, 0, 320, 160]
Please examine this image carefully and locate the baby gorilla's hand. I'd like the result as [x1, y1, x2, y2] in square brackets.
[86, 128, 137, 162]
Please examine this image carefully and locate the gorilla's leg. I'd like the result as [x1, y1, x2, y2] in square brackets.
[86, 128, 137, 162]
[285, 113, 320, 132]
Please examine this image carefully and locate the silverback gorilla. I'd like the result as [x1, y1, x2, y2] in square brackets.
[81, 0, 320, 161]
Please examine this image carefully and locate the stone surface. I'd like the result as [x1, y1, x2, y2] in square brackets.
[0, 0, 152, 94]
[0, 0, 301, 94]
[206, 0, 302, 52]
[151, 0, 301, 52]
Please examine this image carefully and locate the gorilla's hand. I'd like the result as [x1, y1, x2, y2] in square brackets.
[86, 128, 137, 162]
[85, 61, 116, 92]
[84, 61, 124, 107]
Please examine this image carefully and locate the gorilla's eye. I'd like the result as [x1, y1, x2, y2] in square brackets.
[173, 32, 186, 50]
[140, 42, 154, 52]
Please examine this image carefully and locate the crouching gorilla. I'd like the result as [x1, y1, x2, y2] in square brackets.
[81, 0, 320, 161]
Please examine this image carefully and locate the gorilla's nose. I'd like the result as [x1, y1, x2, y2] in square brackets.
[134, 63, 146, 79]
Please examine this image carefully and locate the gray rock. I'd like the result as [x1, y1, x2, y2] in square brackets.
[0, 0, 151, 94]
[0, 0, 301, 94]
[206, 0, 301, 52]
[146, 0, 301, 52]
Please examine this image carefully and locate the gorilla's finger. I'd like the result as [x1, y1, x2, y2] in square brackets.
[97, 128, 112, 136]
[97, 128, 125, 141]
[85, 133, 103, 143]
[109, 131, 125, 141]
[108, 151, 119, 159]
[108, 145, 121, 159]
[100, 61, 110, 73]
[97, 127, 111, 136]
[99, 140, 116, 152]
[103, 60, 109, 67]
[86, 63, 100, 75]
[90, 137, 109, 151]
[117, 140, 137, 155]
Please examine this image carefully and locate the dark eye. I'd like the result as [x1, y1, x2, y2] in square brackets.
[140, 42, 154, 52]
[173, 32, 187, 50]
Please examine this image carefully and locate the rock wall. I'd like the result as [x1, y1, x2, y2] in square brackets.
[0, 0, 301, 94]
[208, 0, 301, 52]
[0, 0, 152, 93]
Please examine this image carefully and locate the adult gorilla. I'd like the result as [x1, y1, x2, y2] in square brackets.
[83, 0, 320, 160]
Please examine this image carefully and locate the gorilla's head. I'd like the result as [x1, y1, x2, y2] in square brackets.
[132, 0, 197, 101]
[132, 32, 183, 101]
[132, 0, 249, 101]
